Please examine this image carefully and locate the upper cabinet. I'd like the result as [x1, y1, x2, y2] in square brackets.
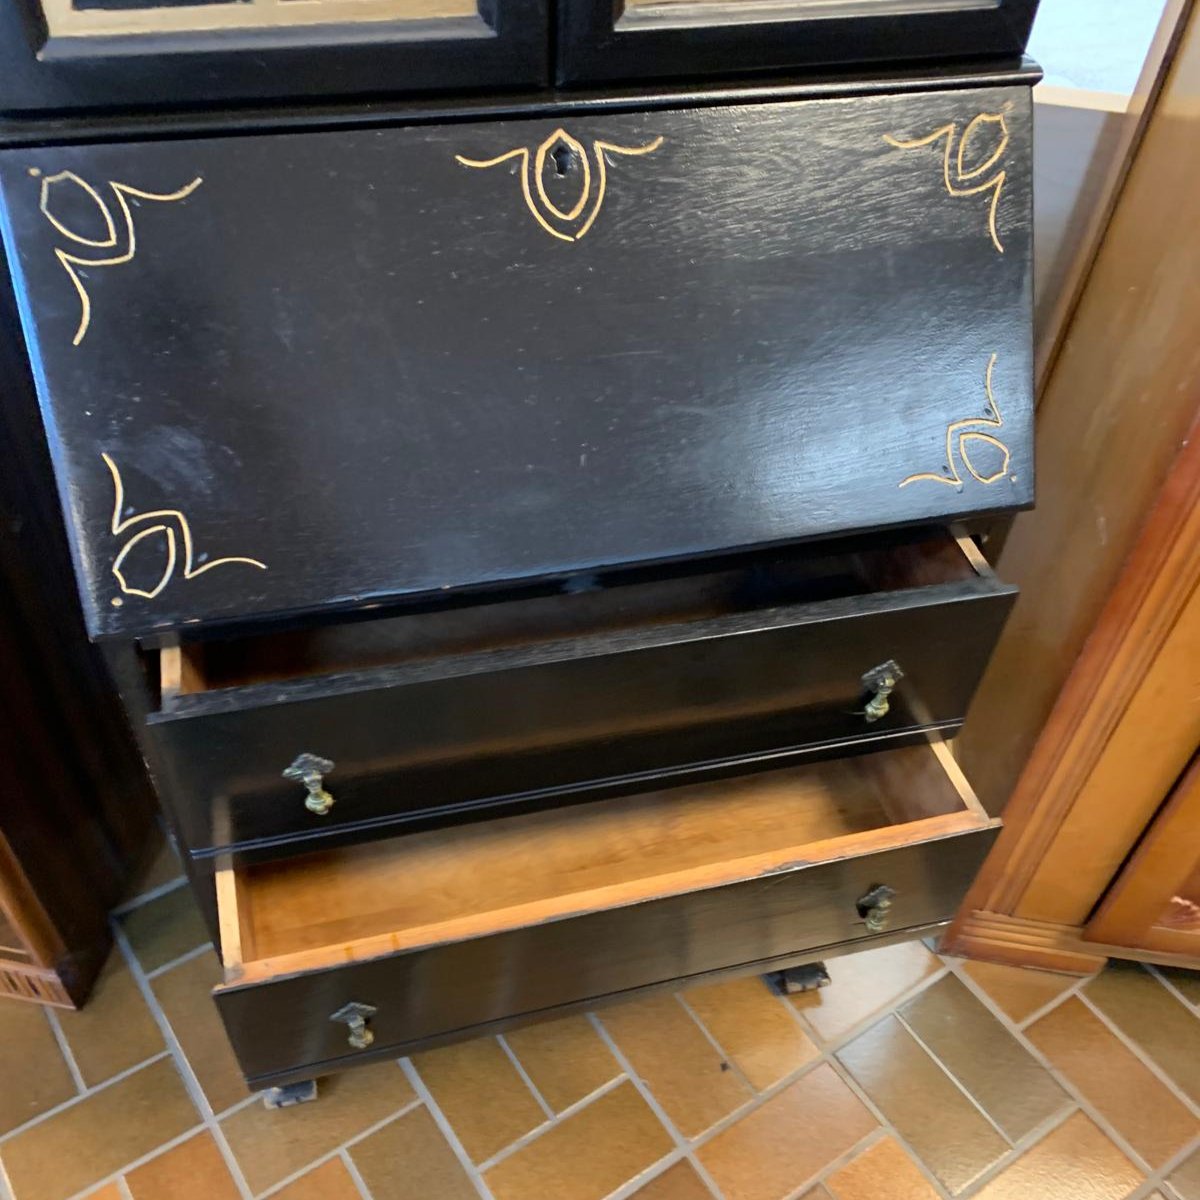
[557, 0, 1040, 86]
[0, 0, 1039, 115]
[0, 0, 550, 114]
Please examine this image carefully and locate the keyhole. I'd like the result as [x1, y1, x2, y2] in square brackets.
[552, 143, 574, 176]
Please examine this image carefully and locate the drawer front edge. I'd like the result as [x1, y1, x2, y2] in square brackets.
[215, 822, 998, 1084]
[155, 584, 1015, 854]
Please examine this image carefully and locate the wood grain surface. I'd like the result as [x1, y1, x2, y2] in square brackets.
[0, 85, 1033, 640]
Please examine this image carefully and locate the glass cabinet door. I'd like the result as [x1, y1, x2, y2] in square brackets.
[557, 0, 1039, 85]
[0, 0, 548, 113]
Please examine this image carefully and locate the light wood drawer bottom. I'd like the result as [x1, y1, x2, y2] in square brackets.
[214, 739, 997, 1087]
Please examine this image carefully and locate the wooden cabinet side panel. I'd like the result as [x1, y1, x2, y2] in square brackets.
[1017, 579, 1200, 923]
[948, 410, 1200, 953]
[955, 8, 1200, 822]
[1086, 754, 1200, 952]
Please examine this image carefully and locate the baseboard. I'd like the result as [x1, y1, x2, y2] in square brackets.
[943, 909, 1108, 974]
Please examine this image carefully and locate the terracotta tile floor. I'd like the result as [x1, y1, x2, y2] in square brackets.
[3, 838, 1200, 1200]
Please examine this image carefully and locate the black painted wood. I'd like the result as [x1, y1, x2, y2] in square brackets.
[0, 0, 549, 116]
[215, 819, 998, 1087]
[0, 240, 158, 1003]
[0, 83, 1033, 641]
[558, 0, 1039, 88]
[0, 61, 1043, 150]
[147, 536, 1015, 857]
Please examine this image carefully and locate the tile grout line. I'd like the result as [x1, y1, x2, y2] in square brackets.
[820, 1054, 957, 1200]
[44, 1007, 88, 1095]
[474, 1074, 631, 1173]
[949, 962, 1179, 1189]
[785, 962, 953, 1056]
[1146, 965, 1200, 1016]
[673, 992, 757, 1097]
[587, 1012, 727, 1200]
[893, 1008, 1021, 1147]
[109, 875, 189, 918]
[670, 961, 956, 1160]
[1073, 986, 1200, 1121]
[495, 1033, 555, 1121]
[0, 1050, 174, 1145]
[399, 1057, 496, 1200]
[815, 952, 1147, 1200]
[214, 1092, 263, 1123]
[56, 1121, 210, 1200]
[1007, 970, 1094, 1032]
[109, 921, 256, 1200]
[672, 965, 955, 1186]
[786, 1126, 890, 1200]
[251, 1095, 422, 1200]
[144, 942, 216, 981]
[950, 964, 1162, 1179]
[680, 1047, 825, 1150]
[601, 1150, 691, 1200]
[954, 1103, 1082, 1200]
[1113, 1127, 1200, 1200]
[339, 1147, 377, 1200]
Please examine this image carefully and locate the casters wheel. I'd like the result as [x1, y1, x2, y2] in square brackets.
[767, 961, 831, 995]
[261, 1079, 319, 1109]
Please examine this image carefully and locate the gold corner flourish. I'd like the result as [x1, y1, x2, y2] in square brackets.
[31, 169, 203, 346]
[899, 353, 1014, 489]
[102, 452, 266, 602]
[884, 111, 1009, 254]
[455, 128, 664, 242]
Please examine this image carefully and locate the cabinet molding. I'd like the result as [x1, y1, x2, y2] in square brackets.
[947, 413, 1200, 967]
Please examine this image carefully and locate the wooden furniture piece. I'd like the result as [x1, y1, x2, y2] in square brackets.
[1087, 755, 1200, 957]
[218, 742, 996, 1087]
[0, 265, 159, 1007]
[1029, 0, 1186, 383]
[943, 6, 1200, 973]
[0, 7, 1040, 1087]
[150, 533, 1015, 860]
[947, 412, 1200, 972]
[0, 0, 1038, 113]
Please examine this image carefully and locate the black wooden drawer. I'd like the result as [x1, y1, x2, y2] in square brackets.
[213, 739, 998, 1088]
[146, 532, 1014, 858]
[0, 80, 1033, 642]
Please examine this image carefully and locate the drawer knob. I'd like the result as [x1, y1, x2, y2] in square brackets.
[330, 1001, 377, 1051]
[861, 660, 904, 723]
[857, 885, 897, 933]
[283, 753, 336, 816]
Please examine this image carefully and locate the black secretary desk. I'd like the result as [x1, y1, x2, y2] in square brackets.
[0, 0, 1039, 1093]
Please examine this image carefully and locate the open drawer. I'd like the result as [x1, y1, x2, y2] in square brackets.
[214, 739, 999, 1088]
[147, 532, 1014, 859]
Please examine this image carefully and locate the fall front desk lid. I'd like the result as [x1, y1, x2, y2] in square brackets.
[0, 89, 1032, 639]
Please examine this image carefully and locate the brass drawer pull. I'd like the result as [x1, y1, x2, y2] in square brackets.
[861, 660, 903, 723]
[283, 753, 336, 816]
[330, 1002, 377, 1050]
[857, 884, 897, 933]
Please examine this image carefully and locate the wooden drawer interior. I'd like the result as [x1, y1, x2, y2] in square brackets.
[217, 739, 994, 987]
[161, 532, 988, 706]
